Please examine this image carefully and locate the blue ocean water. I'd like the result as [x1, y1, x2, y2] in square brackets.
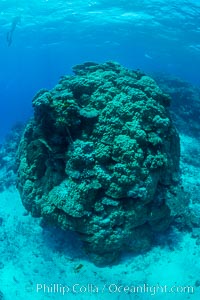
[0, 0, 200, 139]
[0, 1, 200, 300]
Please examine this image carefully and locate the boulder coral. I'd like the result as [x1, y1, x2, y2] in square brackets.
[17, 62, 181, 265]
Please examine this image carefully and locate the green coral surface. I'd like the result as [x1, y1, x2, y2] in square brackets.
[17, 62, 181, 265]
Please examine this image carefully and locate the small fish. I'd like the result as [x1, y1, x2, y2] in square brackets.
[144, 53, 153, 60]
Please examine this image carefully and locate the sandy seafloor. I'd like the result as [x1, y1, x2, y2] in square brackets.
[0, 133, 199, 300]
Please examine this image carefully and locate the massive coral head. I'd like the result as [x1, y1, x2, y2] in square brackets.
[17, 61, 182, 265]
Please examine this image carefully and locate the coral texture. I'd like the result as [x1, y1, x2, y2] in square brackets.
[154, 74, 200, 137]
[0, 123, 24, 191]
[17, 62, 181, 265]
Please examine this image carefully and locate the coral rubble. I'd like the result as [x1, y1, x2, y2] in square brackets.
[0, 123, 24, 191]
[17, 62, 182, 265]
